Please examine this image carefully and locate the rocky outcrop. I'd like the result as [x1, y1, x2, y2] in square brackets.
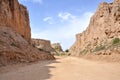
[0, 27, 55, 66]
[32, 39, 56, 53]
[0, 0, 31, 42]
[0, 0, 55, 67]
[70, 0, 120, 56]
[52, 43, 63, 53]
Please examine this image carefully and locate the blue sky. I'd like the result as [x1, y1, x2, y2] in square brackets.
[18, 0, 113, 50]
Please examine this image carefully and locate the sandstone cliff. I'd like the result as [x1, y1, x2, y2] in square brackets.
[0, 0, 55, 66]
[52, 43, 63, 53]
[70, 0, 120, 56]
[0, 0, 31, 42]
[32, 39, 56, 53]
[0, 27, 55, 66]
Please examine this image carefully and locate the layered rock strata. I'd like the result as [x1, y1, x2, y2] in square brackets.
[70, 0, 120, 56]
[32, 39, 55, 53]
[0, 0, 31, 42]
[0, 27, 55, 66]
[52, 43, 63, 53]
[0, 0, 55, 66]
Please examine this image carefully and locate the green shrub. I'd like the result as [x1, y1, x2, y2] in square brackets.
[11, 42, 17, 47]
[54, 47, 59, 50]
[80, 49, 88, 54]
[65, 49, 69, 52]
[60, 53, 66, 56]
[112, 38, 120, 45]
[93, 45, 105, 52]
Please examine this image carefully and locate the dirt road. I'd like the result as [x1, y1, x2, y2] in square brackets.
[0, 56, 120, 80]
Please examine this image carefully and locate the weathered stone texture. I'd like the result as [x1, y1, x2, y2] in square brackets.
[52, 43, 63, 52]
[70, 0, 120, 56]
[32, 39, 55, 52]
[0, 0, 31, 42]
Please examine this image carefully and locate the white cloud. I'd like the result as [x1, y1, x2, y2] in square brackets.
[43, 17, 52, 21]
[43, 17, 54, 24]
[19, 0, 43, 4]
[32, 12, 93, 50]
[58, 12, 75, 21]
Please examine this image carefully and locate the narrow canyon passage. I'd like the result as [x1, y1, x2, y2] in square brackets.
[0, 56, 120, 80]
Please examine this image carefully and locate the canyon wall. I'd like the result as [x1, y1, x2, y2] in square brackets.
[70, 0, 120, 56]
[0, 0, 55, 66]
[32, 39, 55, 53]
[0, 0, 31, 42]
[52, 43, 63, 53]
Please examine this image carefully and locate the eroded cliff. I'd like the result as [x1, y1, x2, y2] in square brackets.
[32, 39, 56, 53]
[52, 43, 63, 53]
[0, 0, 31, 42]
[70, 0, 120, 56]
[0, 0, 55, 66]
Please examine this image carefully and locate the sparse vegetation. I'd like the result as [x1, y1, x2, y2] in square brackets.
[65, 49, 69, 52]
[112, 38, 120, 45]
[93, 45, 105, 52]
[80, 49, 88, 54]
[60, 52, 66, 56]
[54, 47, 59, 50]
[92, 38, 120, 52]
[56, 52, 68, 56]
[79, 38, 120, 54]
[11, 42, 18, 47]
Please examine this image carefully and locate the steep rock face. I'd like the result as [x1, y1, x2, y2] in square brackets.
[31, 39, 55, 53]
[0, 27, 55, 66]
[70, 0, 120, 56]
[52, 43, 63, 53]
[0, 0, 55, 66]
[0, 0, 31, 42]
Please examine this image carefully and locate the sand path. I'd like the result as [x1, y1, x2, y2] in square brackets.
[0, 56, 120, 80]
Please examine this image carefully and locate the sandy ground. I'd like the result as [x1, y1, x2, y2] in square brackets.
[0, 56, 120, 80]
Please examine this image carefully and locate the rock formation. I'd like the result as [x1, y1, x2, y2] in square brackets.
[0, 27, 55, 66]
[70, 0, 120, 56]
[32, 39, 56, 53]
[0, 0, 55, 66]
[52, 43, 63, 53]
[0, 0, 31, 42]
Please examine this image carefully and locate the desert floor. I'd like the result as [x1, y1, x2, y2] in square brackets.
[0, 56, 120, 80]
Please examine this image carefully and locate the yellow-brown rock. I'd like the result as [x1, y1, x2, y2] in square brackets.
[52, 43, 63, 52]
[0, 27, 55, 66]
[70, 0, 120, 56]
[0, 0, 55, 67]
[0, 0, 31, 42]
[32, 39, 55, 53]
